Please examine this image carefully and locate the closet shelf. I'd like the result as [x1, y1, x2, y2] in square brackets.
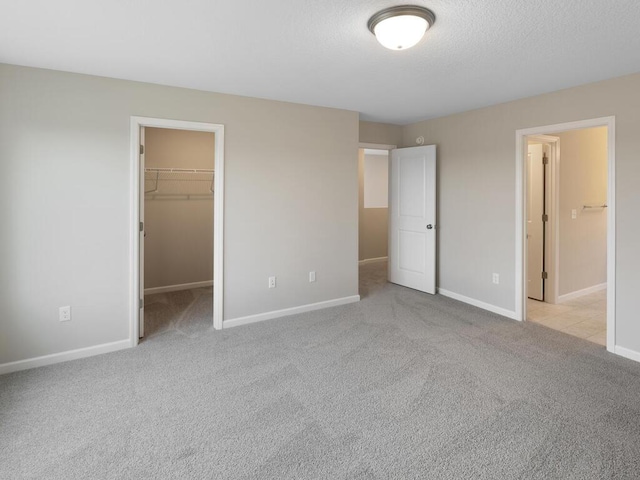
[145, 167, 214, 194]
[145, 168, 214, 173]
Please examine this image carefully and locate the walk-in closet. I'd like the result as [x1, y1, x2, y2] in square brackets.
[141, 127, 215, 338]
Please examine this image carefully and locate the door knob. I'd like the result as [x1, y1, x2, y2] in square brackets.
[426, 224, 433, 229]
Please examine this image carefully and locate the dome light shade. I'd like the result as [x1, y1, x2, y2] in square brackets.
[368, 6, 436, 51]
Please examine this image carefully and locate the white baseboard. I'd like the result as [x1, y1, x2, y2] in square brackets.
[558, 283, 607, 303]
[438, 288, 518, 320]
[613, 346, 640, 364]
[0, 339, 131, 376]
[224, 295, 361, 329]
[144, 280, 213, 295]
[359, 256, 388, 265]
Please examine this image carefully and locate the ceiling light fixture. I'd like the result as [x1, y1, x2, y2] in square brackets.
[367, 5, 436, 51]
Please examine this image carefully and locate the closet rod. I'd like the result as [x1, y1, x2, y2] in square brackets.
[145, 168, 214, 173]
[144, 168, 215, 193]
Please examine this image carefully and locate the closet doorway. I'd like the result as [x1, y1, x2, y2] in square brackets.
[130, 117, 225, 345]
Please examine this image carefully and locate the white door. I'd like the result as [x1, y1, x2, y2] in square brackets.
[139, 126, 146, 337]
[388, 145, 436, 294]
[527, 143, 544, 301]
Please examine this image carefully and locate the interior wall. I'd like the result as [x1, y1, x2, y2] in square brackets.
[556, 126, 608, 296]
[359, 121, 402, 146]
[358, 149, 388, 261]
[0, 63, 359, 365]
[144, 128, 215, 289]
[401, 72, 640, 355]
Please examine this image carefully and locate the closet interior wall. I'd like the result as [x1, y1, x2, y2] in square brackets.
[144, 128, 215, 291]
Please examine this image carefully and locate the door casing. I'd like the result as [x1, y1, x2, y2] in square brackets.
[526, 135, 560, 304]
[357, 142, 396, 272]
[515, 117, 615, 353]
[130, 116, 225, 345]
[139, 126, 146, 337]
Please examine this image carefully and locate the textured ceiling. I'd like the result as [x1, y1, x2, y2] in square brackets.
[2, 0, 640, 124]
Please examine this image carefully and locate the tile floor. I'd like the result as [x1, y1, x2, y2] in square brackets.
[527, 289, 606, 346]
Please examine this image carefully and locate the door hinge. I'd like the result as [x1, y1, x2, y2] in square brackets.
[542, 272, 548, 280]
[542, 153, 549, 165]
[139, 298, 144, 309]
[139, 144, 144, 155]
[139, 221, 144, 232]
[542, 214, 548, 222]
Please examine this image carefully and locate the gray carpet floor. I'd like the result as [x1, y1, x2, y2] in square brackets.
[2, 262, 640, 479]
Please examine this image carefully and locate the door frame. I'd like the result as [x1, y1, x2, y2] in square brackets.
[357, 142, 396, 265]
[359, 143, 397, 150]
[515, 116, 615, 352]
[526, 135, 560, 304]
[129, 116, 225, 345]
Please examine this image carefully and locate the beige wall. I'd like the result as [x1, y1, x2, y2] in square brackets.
[0, 63, 359, 365]
[402, 73, 640, 354]
[144, 128, 215, 289]
[556, 127, 608, 296]
[2, 62, 639, 366]
[358, 150, 388, 261]
[359, 121, 402, 146]
[357, 121, 400, 263]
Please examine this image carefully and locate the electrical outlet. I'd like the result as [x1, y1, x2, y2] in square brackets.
[268, 276, 276, 289]
[59, 306, 71, 322]
[309, 271, 316, 283]
[492, 273, 500, 285]
[571, 209, 577, 220]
